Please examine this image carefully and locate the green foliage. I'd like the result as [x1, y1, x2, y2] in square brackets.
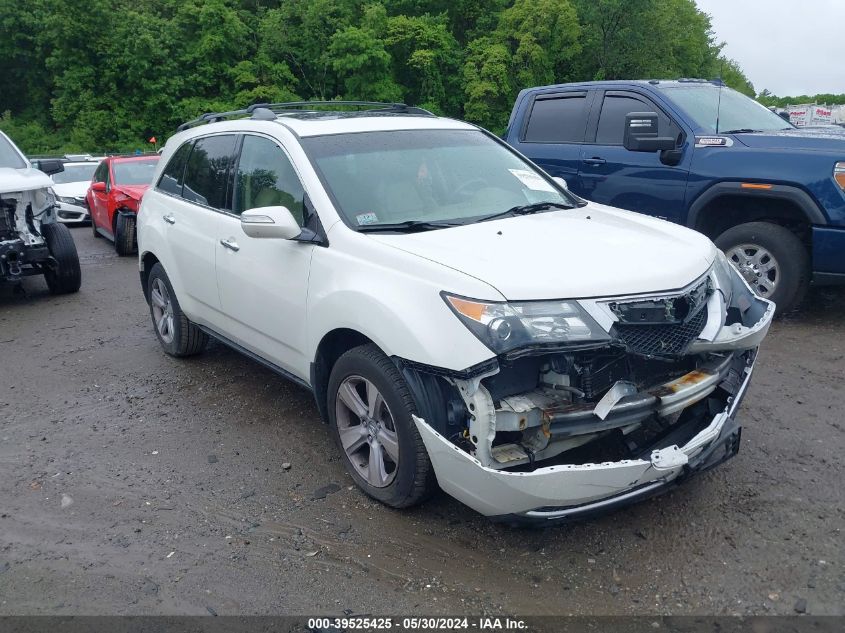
[0, 0, 767, 153]
[758, 92, 845, 107]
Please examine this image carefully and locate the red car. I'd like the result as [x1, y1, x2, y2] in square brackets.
[87, 155, 160, 255]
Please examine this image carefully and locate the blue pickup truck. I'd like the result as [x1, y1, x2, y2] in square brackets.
[505, 79, 845, 311]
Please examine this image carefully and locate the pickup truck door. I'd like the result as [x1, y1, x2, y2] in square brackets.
[577, 90, 691, 223]
[214, 133, 314, 380]
[507, 90, 594, 190]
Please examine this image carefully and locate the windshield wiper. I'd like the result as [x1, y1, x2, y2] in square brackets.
[356, 220, 461, 233]
[476, 201, 573, 223]
[721, 128, 762, 134]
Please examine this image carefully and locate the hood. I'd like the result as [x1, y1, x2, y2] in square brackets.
[0, 167, 53, 194]
[113, 184, 149, 200]
[52, 180, 91, 197]
[735, 127, 845, 152]
[368, 204, 716, 300]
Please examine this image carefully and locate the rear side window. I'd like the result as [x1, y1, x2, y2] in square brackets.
[595, 94, 671, 145]
[233, 135, 305, 225]
[182, 135, 237, 209]
[523, 94, 589, 143]
[158, 142, 193, 195]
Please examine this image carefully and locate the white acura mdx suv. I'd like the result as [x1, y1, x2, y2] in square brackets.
[137, 102, 774, 524]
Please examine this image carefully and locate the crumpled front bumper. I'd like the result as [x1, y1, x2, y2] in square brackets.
[413, 353, 756, 523]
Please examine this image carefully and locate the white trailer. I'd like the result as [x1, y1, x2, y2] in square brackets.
[788, 103, 833, 127]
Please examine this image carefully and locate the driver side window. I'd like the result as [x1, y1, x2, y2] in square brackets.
[233, 135, 305, 226]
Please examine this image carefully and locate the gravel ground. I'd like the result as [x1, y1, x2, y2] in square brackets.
[0, 226, 843, 617]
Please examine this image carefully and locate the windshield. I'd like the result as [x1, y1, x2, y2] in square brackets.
[52, 163, 98, 183]
[657, 85, 792, 134]
[301, 129, 573, 229]
[0, 134, 27, 169]
[113, 158, 159, 185]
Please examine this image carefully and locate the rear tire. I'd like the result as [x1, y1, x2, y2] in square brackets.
[327, 344, 437, 509]
[42, 222, 81, 295]
[114, 212, 136, 256]
[715, 221, 809, 313]
[146, 263, 207, 357]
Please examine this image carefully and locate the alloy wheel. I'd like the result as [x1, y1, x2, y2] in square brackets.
[150, 278, 175, 344]
[335, 375, 399, 488]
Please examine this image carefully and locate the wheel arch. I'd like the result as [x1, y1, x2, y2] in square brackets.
[311, 328, 378, 423]
[688, 182, 826, 240]
[139, 251, 160, 302]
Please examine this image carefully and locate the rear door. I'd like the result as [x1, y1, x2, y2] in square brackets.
[578, 90, 691, 222]
[214, 133, 314, 378]
[163, 134, 237, 318]
[508, 90, 594, 192]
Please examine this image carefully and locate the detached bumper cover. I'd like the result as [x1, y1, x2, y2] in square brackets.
[413, 355, 755, 521]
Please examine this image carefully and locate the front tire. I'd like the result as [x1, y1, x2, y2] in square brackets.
[42, 222, 81, 294]
[715, 221, 809, 313]
[114, 212, 136, 256]
[327, 344, 436, 508]
[146, 263, 208, 357]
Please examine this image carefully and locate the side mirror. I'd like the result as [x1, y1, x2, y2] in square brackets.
[36, 159, 65, 176]
[623, 112, 676, 152]
[552, 176, 568, 190]
[240, 206, 301, 240]
[91, 181, 107, 192]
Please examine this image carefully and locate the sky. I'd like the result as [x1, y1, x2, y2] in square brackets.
[695, 0, 845, 97]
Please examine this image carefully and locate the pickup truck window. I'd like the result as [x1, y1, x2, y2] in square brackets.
[657, 85, 791, 134]
[595, 94, 671, 145]
[523, 94, 588, 144]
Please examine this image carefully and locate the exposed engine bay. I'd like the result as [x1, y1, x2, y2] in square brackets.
[398, 263, 774, 519]
[0, 189, 56, 282]
[0, 189, 60, 282]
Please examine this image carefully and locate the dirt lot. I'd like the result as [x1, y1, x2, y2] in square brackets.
[0, 227, 843, 617]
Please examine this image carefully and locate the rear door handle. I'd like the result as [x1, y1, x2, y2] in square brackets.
[582, 157, 606, 166]
[163, 214, 176, 225]
[220, 238, 240, 252]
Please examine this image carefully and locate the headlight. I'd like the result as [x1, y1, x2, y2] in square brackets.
[443, 293, 610, 354]
[56, 195, 76, 205]
[835, 162, 845, 191]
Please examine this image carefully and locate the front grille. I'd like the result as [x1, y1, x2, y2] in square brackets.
[614, 307, 708, 356]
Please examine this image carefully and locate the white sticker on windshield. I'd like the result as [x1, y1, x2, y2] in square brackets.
[508, 169, 556, 192]
[356, 212, 379, 225]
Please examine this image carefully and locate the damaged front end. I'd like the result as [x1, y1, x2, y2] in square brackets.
[400, 260, 774, 522]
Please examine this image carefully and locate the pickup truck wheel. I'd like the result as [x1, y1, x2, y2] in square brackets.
[114, 213, 136, 256]
[715, 221, 809, 313]
[327, 344, 436, 508]
[147, 263, 208, 357]
[42, 222, 81, 295]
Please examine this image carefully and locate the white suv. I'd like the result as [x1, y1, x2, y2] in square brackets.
[137, 102, 774, 524]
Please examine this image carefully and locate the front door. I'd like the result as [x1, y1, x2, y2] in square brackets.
[90, 161, 110, 233]
[578, 90, 692, 223]
[215, 134, 314, 380]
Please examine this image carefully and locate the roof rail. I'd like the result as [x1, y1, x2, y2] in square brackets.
[176, 101, 434, 132]
[248, 101, 434, 116]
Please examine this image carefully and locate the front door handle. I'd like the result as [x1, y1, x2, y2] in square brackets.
[163, 214, 176, 225]
[220, 238, 240, 252]
[582, 157, 607, 166]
